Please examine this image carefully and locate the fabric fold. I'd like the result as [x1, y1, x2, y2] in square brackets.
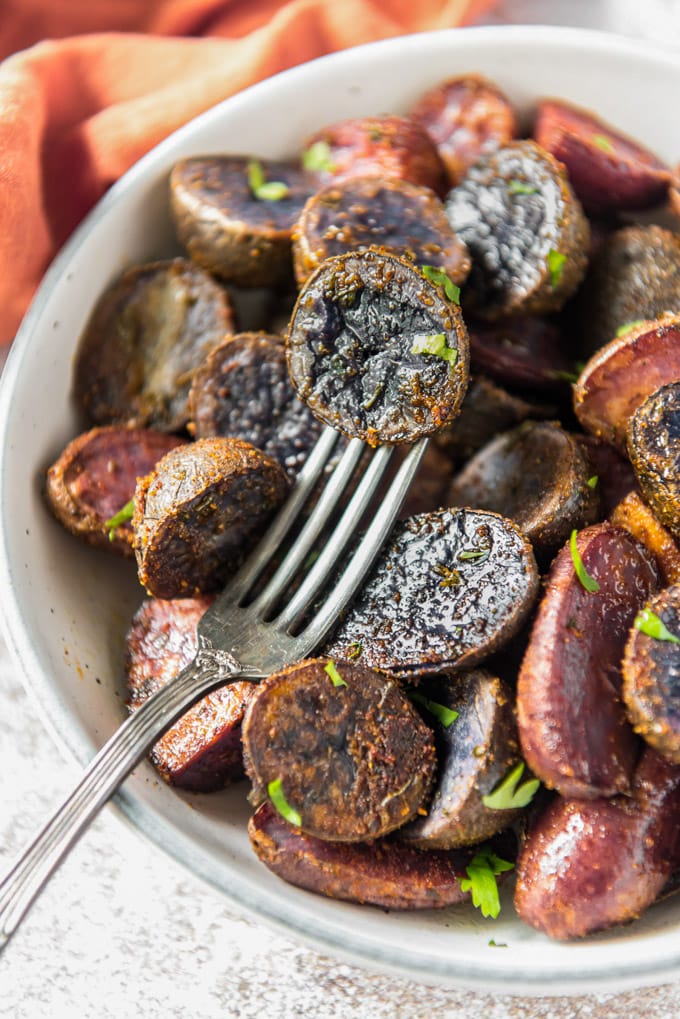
[0, 0, 493, 343]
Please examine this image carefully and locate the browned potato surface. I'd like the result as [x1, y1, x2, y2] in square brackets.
[242, 658, 436, 842]
[134, 437, 288, 598]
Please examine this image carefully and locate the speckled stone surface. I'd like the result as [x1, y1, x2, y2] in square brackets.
[1, 635, 679, 1018]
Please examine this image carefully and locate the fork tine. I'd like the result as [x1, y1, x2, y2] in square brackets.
[274, 442, 397, 633]
[299, 437, 428, 651]
[249, 435, 366, 617]
[222, 424, 340, 605]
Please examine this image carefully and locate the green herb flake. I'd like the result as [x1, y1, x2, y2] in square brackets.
[421, 264, 461, 304]
[324, 660, 347, 687]
[547, 248, 567, 288]
[508, 179, 538, 195]
[458, 547, 490, 562]
[459, 847, 514, 919]
[592, 133, 615, 153]
[267, 777, 302, 827]
[482, 761, 540, 810]
[488, 939, 508, 948]
[569, 529, 600, 593]
[247, 159, 289, 201]
[302, 140, 336, 173]
[346, 641, 363, 661]
[409, 691, 459, 728]
[634, 607, 680, 645]
[616, 319, 645, 337]
[551, 368, 579, 384]
[411, 332, 458, 368]
[586, 475, 599, 489]
[104, 498, 135, 541]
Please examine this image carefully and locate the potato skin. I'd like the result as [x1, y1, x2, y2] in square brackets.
[574, 314, 680, 451]
[125, 596, 257, 791]
[533, 98, 671, 214]
[573, 227, 680, 357]
[292, 175, 470, 288]
[248, 802, 473, 910]
[303, 115, 448, 196]
[411, 74, 517, 187]
[517, 523, 658, 798]
[399, 671, 524, 849]
[610, 490, 680, 586]
[514, 748, 680, 940]
[45, 425, 186, 556]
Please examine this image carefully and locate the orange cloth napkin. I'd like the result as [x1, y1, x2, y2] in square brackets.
[0, 0, 493, 345]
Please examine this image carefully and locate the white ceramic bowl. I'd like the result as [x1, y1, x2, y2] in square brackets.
[1, 25, 680, 996]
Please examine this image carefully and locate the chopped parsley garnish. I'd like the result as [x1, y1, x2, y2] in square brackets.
[488, 939, 508, 947]
[346, 641, 363, 661]
[459, 847, 514, 919]
[586, 475, 599, 489]
[482, 761, 540, 810]
[547, 248, 566, 288]
[267, 777, 302, 827]
[411, 332, 458, 368]
[104, 498, 134, 541]
[302, 140, 336, 173]
[551, 368, 579, 384]
[458, 547, 490, 563]
[324, 660, 347, 687]
[421, 265, 461, 304]
[592, 133, 615, 153]
[508, 179, 537, 195]
[616, 319, 645, 337]
[247, 159, 289, 200]
[551, 359, 585, 384]
[569, 529, 600, 593]
[634, 607, 680, 645]
[409, 691, 459, 728]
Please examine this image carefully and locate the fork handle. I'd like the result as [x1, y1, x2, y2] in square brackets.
[0, 642, 245, 952]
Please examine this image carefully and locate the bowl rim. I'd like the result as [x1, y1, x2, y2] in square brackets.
[2, 23, 680, 995]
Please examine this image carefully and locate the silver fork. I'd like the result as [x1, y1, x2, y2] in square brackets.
[0, 425, 427, 952]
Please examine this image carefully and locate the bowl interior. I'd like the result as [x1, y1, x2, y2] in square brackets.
[2, 25, 680, 995]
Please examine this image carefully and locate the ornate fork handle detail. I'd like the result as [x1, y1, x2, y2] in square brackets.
[0, 649, 245, 951]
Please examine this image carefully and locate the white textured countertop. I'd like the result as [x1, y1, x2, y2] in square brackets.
[2, 636, 680, 1018]
[3, 3, 680, 1015]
